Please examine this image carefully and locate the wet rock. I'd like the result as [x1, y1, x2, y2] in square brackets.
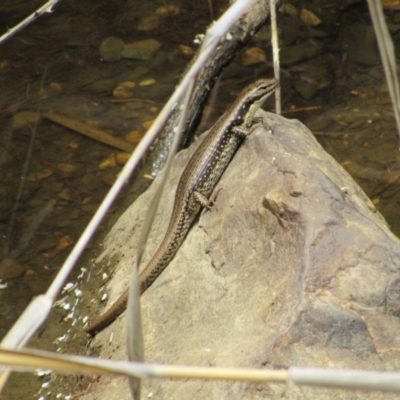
[27, 168, 53, 182]
[0, 188, 14, 221]
[240, 46, 267, 66]
[336, 0, 362, 10]
[99, 37, 125, 62]
[308, 115, 332, 131]
[279, 16, 302, 46]
[294, 79, 319, 100]
[50, 182, 64, 195]
[115, 152, 130, 165]
[280, 42, 320, 66]
[112, 81, 136, 99]
[100, 168, 119, 186]
[139, 83, 174, 100]
[308, 28, 328, 38]
[125, 130, 142, 144]
[368, 67, 384, 80]
[56, 163, 78, 175]
[58, 187, 73, 201]
[178, 45, 195, 59]
[0, 258, 24, 281]
[300, 8, 322, 27]
[375, 84, 392, 105]
[81, 203, 100, 214]
[149, 51, 168, 69]
[388, 23, 400, 33]
[381, 0, 400, 9]
[348, 117, 366, 129]
[138, 78, 156, 87]
[12, 111, 40, 130]
[142, 120, 154, 130]
[279, 3, 298, 15]
[118, 66, 150, 82]
[81, 173, 102, 190]
[342, 23, 380, 66]
[86, 79, 115, 94]
[293, 67, 331, 100]
[27, 198, 47, 208]
[56, 219, 72, 228]
[99, 154, 116, 169]
[155, 5, 180, 17]
[125, 103, 144, 111]
[133, 66, 152, 78]
[37, 237, 58, 252]
[56, 235, 73, 250]
[122, 39, 162, 60]
[137, 15, 161, 32]
[49, 82, 62, 93]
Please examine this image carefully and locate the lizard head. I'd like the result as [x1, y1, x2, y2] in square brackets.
[240, 78, 279, 127]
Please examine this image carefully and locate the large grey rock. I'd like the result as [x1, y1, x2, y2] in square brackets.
[83, 111, 400, 399]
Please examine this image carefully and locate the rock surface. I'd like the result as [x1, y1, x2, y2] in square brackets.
[83, 111, 400, 399]
[122, 39, 162, 60]
[0, 258, 25, 281]
[99, 37, 124, 62]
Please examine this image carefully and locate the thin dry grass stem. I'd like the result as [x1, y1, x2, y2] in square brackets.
[269, 0, 281, 114]
[126, 264, 143, 400]
[1, 348, 400, 392]
[125, 77, 195, 400]
[207, 0, 215, 21]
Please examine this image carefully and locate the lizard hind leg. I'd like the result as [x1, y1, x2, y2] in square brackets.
[193, 191, 214, 210]
[193, 188, 223, 213]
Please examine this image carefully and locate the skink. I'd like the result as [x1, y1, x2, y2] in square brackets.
[85, 78, 279, 335]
